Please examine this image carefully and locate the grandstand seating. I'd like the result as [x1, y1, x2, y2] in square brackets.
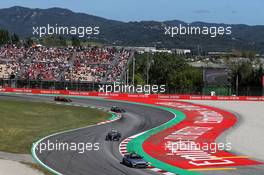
[0, 45, 130, 83]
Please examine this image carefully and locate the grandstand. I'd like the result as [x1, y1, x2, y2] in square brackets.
[0, 45, 131, 85]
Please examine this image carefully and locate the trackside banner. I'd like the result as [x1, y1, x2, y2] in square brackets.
[1, 88, 264, 101]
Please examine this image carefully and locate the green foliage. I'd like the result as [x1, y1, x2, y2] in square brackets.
[134, 73, 145, 85]
[168, 68, 203, 91]
[43, 35, 67, 47]
[71, 36, 81, 47]
[229, 61, 263, 89]
[25, 37, 34, 47]
[0, 29, 10, 45]
[11, 33, 19, 44]
[131, 53, 203, 93]
[241, 50, 256, 59]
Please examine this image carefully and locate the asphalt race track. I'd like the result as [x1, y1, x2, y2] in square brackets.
[1, 93, 264, 175]
[0, 94, 173, 175]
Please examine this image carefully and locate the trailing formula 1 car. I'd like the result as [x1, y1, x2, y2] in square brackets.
[54, 96, 72, 102]
[105, 129, 121, 141]
[110, 106, 126, 113]
[122, 152, 149, 168]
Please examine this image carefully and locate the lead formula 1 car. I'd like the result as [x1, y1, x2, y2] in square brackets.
[54, 96, 72, 102]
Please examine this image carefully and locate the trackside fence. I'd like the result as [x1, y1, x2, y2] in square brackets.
[1, 87, 264, 101]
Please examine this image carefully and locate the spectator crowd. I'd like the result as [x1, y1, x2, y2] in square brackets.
[0, 45, 130, 83]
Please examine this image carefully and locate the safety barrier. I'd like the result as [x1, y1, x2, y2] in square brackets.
[1, 87, 264, 101]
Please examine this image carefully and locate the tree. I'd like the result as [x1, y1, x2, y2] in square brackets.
[229, 60, 263, 94]
[43, 35, 67, 47]
[25, 37, 34, 48]
[131, 52, 203, 93]
[71, 36, 81, 47]
[242, 51, 256, 59]
[168, 67, 202, 93]
[58, 36, 67, 46]
[0, 29, 10, 45]
[134, 73, 144, 85]
[11, 33, 20, 44]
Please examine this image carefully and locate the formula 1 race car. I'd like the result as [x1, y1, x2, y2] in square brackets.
[110, 106, 126, 113]
[105, 129, 121, 141]
[122, 152, 149, 168]
[54, 96, 72, 102]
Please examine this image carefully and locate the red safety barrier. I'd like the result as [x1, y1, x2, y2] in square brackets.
[1, 87, 264, 101]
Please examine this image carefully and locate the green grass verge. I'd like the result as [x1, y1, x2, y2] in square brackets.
[0, 99, 110, 154]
